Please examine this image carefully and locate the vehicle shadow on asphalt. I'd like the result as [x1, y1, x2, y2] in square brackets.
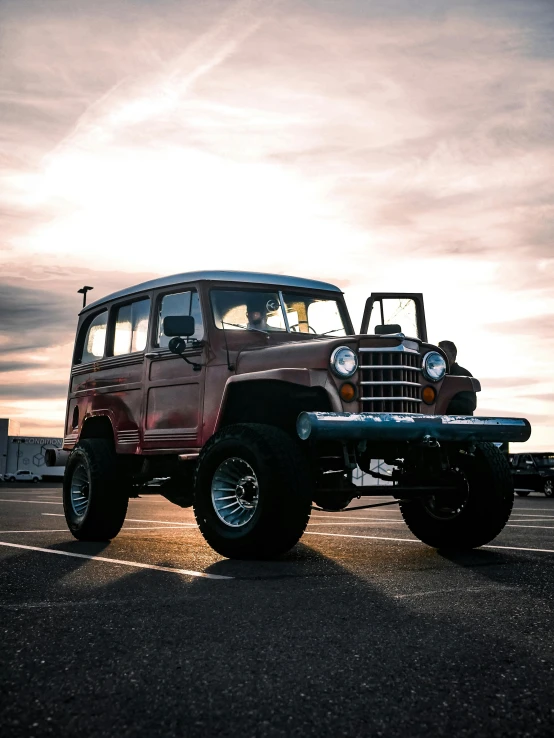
[2, 538, 554, 737]
[436, 546, 550, 590]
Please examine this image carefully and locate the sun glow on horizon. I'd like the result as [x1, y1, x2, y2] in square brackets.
[1, 0, 553, 446]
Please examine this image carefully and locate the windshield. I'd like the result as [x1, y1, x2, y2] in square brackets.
[210, 289, 348, 336]
[535, 455, 554, 468]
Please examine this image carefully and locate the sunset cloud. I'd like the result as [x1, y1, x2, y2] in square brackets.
[0, 0, 553, 446]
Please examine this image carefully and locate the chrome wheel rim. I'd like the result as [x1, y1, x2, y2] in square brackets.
[70, 462, 90, 517]
[545, 480, 553, 496]
[211, 457, 259, 528]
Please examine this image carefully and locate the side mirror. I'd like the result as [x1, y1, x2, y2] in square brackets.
[375, 324, 402, 335]
[163, 315, 195, 337]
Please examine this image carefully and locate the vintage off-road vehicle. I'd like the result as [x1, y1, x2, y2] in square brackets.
[48, 270, 531, 558]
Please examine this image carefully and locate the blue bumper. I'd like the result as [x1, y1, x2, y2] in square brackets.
[296, 412, 531, 444]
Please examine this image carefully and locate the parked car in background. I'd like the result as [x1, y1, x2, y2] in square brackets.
[510, 453, 554, 497]
[4, 470, 42, 483]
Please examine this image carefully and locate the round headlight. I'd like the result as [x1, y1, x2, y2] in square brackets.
[330, 346, 358, 378]
[422, 351, 446, 382]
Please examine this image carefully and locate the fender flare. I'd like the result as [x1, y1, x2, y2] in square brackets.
[214, 368, 342, 433]
[435, 375, 481, 415]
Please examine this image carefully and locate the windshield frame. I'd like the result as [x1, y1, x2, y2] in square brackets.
[208, 286, 354, 336]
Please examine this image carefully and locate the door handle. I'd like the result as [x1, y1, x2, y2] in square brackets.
[145, 352, 162, 359]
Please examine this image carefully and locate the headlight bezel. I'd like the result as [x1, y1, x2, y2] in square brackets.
[330, 346, 358, 378]
[422, 351, 447, 382]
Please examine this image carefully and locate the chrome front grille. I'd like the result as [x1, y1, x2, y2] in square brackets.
[358, 347, 422, 413]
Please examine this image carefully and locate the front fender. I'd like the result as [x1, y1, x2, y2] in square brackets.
[435, 375, 481, 414]
[214, 368, 342, 432]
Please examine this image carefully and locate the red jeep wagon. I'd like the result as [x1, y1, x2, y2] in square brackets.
[49, 270, 531, 559]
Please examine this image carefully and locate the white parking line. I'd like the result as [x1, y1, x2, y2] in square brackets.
[0, 499, 62, 505]
[0, 526, 196, 534]
[306, 531, 420, 543]
[0, 541, 232, 580]
[126, 518, 196, 526]
[311, 515, 402, 522]
[304, 530, 554, 553]
[0, 530, 69, 534]
[0, 489, 60, 494]
[43, 513, 194, 526]
[510, 518, 554, 523]
[310, 520, 554, 531]
[308, 521, 404, 526]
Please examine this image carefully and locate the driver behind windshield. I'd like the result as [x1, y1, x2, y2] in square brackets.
[246, 298, 269, 331]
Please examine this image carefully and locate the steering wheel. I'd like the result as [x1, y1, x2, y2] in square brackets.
[289, 321, 317, 334]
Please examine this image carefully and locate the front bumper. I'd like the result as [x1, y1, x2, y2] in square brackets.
[297, 412, 531, 444]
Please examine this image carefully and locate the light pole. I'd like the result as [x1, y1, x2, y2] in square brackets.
[12, 437, 26, 471]
[78, 286, 94, 308]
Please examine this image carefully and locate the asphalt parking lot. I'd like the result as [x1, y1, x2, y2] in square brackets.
[1, 483, 554, 737]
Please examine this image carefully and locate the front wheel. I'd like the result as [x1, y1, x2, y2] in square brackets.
[400, 443, 514, 550]
[63, 439, 128, 541]
[194, 424, 312, 559]
[544, 480, 554, 498]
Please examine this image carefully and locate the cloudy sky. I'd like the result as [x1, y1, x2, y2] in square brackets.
[1, 0, 553, 450]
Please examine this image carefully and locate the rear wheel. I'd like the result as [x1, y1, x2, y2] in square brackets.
[194, 424, 312, 559]
[400, 443, 514, 549]
[544, 480, 554, 498]
[63, 439, 128, 541]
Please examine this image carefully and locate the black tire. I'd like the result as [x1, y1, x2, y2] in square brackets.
[400, 443, 514, 549]
[194, 423, 312, 559]
[33, 477, 39, 484]
[544, 479, 554, 498]
[516, 490, 531, 497]
[63, 439, 128, 541]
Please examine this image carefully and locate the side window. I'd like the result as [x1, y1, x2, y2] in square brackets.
[113, 298, 150, 356]
[80, 311, 108, 364]
[158, 291, 204, 348]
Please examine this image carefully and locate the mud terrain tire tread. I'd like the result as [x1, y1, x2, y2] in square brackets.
[400, 442, 514, 550]
[63, 438, 128, 541]
[194, 423, 312, 559]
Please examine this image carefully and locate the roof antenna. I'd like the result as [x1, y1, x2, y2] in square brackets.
[78, 285, 94, 308]
[221, 321, 235, 371]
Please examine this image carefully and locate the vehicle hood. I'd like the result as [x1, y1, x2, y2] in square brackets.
[234, 334, 422, 374]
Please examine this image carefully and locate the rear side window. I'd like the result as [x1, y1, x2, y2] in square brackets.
[81, 311, 108, 363]
[113, 298, 151, 356]
[158, 291, 204, 348]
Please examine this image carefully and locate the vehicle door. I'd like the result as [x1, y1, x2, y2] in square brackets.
[142, 286, 206, 451]
[517, 454, 537, 489]
[90, 295, 152, 451]
[360, 293, 427, 342]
